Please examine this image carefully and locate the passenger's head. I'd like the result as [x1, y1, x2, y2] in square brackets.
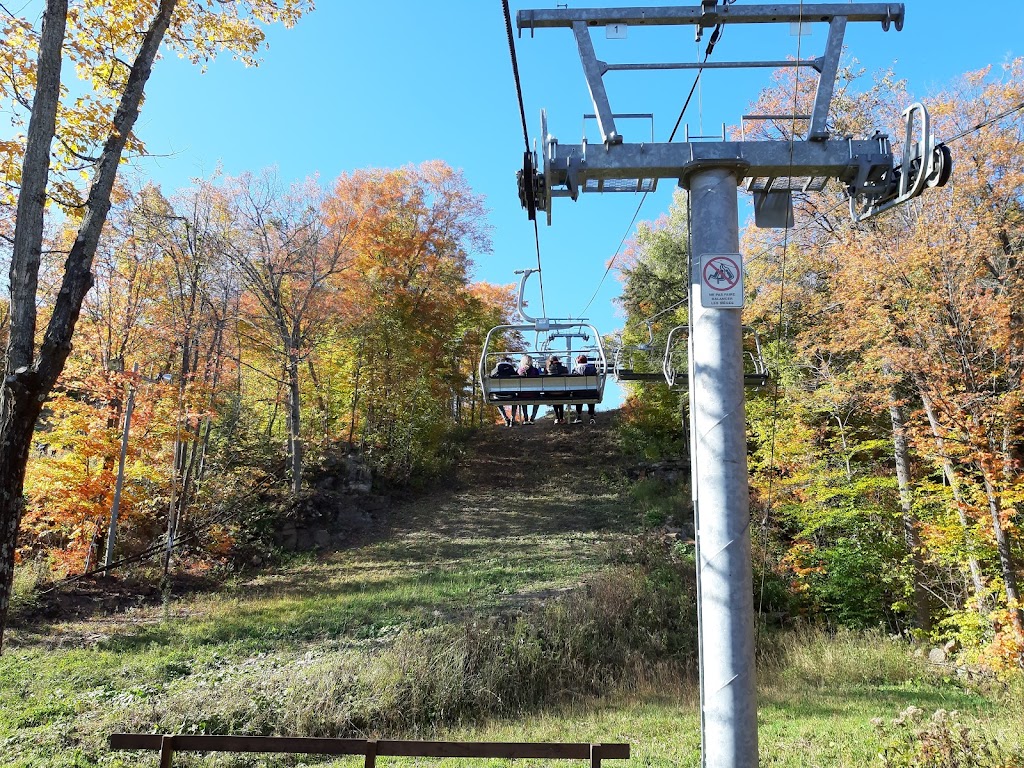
[576, 354, 588, 364]
[547, 355, 560, 366]
[519, 354, 533, 368]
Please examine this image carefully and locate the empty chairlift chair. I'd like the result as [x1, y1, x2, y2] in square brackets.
[662, 324, 769, 389]
[611, 325, 666, 383]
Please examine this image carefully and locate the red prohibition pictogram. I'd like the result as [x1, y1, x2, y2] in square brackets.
[702, 255, 741, 291]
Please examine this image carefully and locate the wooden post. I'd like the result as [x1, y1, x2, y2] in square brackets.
[159, 734, 176, 768]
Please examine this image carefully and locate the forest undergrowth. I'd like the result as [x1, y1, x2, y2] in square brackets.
[2, 411, 1022, 767]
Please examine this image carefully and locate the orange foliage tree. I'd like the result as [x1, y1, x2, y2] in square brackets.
[742, 59, 1024, 659]
[326, 161, 495, 481]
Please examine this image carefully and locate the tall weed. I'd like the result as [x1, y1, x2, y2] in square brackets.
[304, 542, 698, 732]
[759, 624, 926, 687]
[9, 555, 52, 616]
[112, 538, 698, 738]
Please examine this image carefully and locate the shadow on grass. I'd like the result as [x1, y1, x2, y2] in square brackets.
[760, 678, 998, 722]
[94, 547, 602, 653]
[387, 492, 639, 540]
[14, 413, 640, 658]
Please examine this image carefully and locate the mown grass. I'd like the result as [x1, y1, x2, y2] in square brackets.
[5, 561, 1023, 768]
[3, 429, 1023, 768]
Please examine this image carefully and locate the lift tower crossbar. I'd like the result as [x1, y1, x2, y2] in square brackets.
[519, 4, 903, 149]
[514, 5, 950, 768]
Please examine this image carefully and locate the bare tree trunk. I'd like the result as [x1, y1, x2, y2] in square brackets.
[287, 351, 302, 496]
[193, 309, 229, 491]
[0, 1, 68, 650]
[920, 392, 987, 609]
[889, 400, 932, 632]
[163, 421, 183, 576]
[165, 352, 189, 573]
[7, 0, 67, 376]
[177, 435, 203, 528]
[978, 466, 1024, 637]
[348, 339, 364, 445]
[470, 351, 478, 426]
[265, 380, 283, 443]
[0, 0, 177, 651]
[307, 358, 328, 437]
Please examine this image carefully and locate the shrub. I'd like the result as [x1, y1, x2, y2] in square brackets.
[618, 391, 686, 460]
[938, 606, 1024, 673]
[630, 477, 689, 528]
[9, 555, 53, 617]
[119, 537, 699, 739]
[875, 706, 1024, 768]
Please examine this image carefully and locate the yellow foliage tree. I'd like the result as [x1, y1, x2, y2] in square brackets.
[0, 0, 310, 651]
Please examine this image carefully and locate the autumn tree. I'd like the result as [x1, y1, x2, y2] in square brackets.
[822, 63, 1024, 656]
[222, 171, 353, 495]
[125, 181, 243, 567]
[330, 162, 493, 482]
[0, 0, 309, 650]
[460, 281, 516, 426]
[740, 58, 1024, 655]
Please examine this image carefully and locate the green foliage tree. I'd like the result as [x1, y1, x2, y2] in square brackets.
[616, 189, 690, 460]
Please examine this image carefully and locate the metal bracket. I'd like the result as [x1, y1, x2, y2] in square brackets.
[808, 16, 847, 140]
[572, 21, 622, 145]
[848, 102, 953, 222]
[513, 268, 544, 326]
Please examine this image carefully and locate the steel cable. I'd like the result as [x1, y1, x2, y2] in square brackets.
[502, 0, 547, 318]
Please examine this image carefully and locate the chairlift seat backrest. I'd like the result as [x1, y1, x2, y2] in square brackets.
[479, 321, 607, 407]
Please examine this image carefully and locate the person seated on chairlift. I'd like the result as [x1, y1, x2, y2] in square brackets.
[490, 355, 519, 427]
[518, 354, 541, 425]
[546, 354, 568, 424]
[491, 355, 517, 378]
[571, 353, 597, 425]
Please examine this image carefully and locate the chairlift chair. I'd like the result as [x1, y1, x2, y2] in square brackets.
[662, 325, 769, 389]
[479, 321, 607, 408]
[612, 324, 665, 383]
[663, 325, 688, 388]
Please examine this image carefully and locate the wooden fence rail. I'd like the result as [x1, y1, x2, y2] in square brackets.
[109, 734, 630, 768]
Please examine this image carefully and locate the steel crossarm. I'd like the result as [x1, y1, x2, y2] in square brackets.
[544, 137, 892, 193]
[517, 4, 904, 29]
[519, 4, 903, 144]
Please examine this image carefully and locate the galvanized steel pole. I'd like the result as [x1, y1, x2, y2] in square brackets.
[687, 167, 758, 768]
[512, 10, 925, 768]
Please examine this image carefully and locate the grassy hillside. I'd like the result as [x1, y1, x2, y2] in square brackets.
[2, 412, 1022, 767]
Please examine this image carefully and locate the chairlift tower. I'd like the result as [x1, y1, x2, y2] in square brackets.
[514, 4, 950, 768]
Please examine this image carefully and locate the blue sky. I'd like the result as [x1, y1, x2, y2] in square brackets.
[22, 2, 1024, 406]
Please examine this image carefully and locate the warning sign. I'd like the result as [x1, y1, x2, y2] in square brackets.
[700, 253, 744, 308]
